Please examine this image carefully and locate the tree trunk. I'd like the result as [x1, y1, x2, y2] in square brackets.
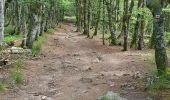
[154, 12, 168, 75]
[138, 0, 145, 50]
[146, 0, 168, 75]
[106, 0, 116, 45]
[83, 0, 88, 35]
[93, 0, 102, 36]
[0, 0, 4, 46]
[123, 0, 129, 51]
[21, 1, 27, 48]
[87, 0, 91, 38]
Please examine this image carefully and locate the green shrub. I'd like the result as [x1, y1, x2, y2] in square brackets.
[11, 59, 25, 85]
[147, 73, 170, 96]
[0, 83, 7, 91]
[32, 35, 47, 56]
[64, 16, 76, 23]
[4, 35, 22, 43]
[47, 29, 55, 34]
[4, 25, 15, 35]
[11, 71, 23, 84]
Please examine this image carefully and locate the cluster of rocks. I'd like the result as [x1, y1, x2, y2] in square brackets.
[98, 91, 127, 100]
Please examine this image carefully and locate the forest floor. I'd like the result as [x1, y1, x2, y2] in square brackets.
[0, 23, 155, 100]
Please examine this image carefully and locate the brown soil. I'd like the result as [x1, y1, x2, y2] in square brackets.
[0, 23, 154, 100]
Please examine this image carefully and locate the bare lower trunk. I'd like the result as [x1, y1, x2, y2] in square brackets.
[21, 1, 27, 48]
[0, 0, 4, 46]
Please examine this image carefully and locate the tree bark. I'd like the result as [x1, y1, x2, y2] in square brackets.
[106, 0, 116, 45]
[0, 0, 4, 46]
[21, 0, 27, 48]
[146, 0, 168, 75]
[93, 0, 102, 36]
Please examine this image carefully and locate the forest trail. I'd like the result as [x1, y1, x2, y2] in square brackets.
[0, 23, 153, 100]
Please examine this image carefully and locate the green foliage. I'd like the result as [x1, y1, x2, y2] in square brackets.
[100, 96, 110, 100]
[14, 59, 25, 69]
[147, 73, 170, 96]
[4, 25, 15, 35]
[0, 83, 7, 91]
[64, 16, 76, 22]
[12, 59, 25, 83]
[4, 35, 22, 43]
[62, 0, 75, 15]
[11, 59, 25, 84]
[11, 70, 23, 84]
[163, 8, 170, 12]
[47, 29, 55, 34]
[32, 34, 47, 56]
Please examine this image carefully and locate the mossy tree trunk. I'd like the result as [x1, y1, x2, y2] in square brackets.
[106, 0, 116, 45]
[27, 1, 41, 48]
[93, 0, 102, 36]
[146, 0, 168, 75]
[122, 0, 128, 51]
[83, 0, 88, 35]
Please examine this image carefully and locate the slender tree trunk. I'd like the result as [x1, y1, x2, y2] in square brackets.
[0, 0, 4, 46]
[115, 0, 120, 22]
[14, 0, 20, 35]
[131, 0, 143, 49]
[76, 0, 81, 32]
[106, 0, 116, 45]
[123, 0, 129, 51]
[93, 0, 102, 36]
[138, 0, 145, 50]
[102, 0, 105, 45]
[87, 0, 90, 38]
[83, 0, 88, 35]
[21, 0, 27, 48]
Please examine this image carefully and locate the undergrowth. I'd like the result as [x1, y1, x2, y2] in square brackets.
[4, 35, 22, 43]
[10, 58, 25, 85]
[0, 58, 25, 92]
[0, 83, 7, 91]
[32, 34, 47, 56]
[4, 25, 15, 35]
[47, 29, 55, 35]
[32, 28, 55, 56]
[147, 69, 170, 97]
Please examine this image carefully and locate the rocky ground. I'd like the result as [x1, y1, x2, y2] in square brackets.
[0, 23, 154, 100]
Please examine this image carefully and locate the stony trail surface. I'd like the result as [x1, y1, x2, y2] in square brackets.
[0, 23, 153, 100]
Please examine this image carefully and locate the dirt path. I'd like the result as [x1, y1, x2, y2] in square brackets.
[0, 23, 153, 100]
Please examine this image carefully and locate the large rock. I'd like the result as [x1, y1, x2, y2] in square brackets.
[1, 47, 31, 54]
[98, 91, 127, 100]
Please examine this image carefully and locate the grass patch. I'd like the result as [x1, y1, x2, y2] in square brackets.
[147, 73, 170, 96]
[32, 28, 56, 56]
[0, 83, 7, 91]
[147, 68, 170, 97]
[47, 29, 55, 35]
[32, 34, 47, 56]
[11, 71, 23, 84]
[10, 59, 25, 85]
[4, 35, 22, 43]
